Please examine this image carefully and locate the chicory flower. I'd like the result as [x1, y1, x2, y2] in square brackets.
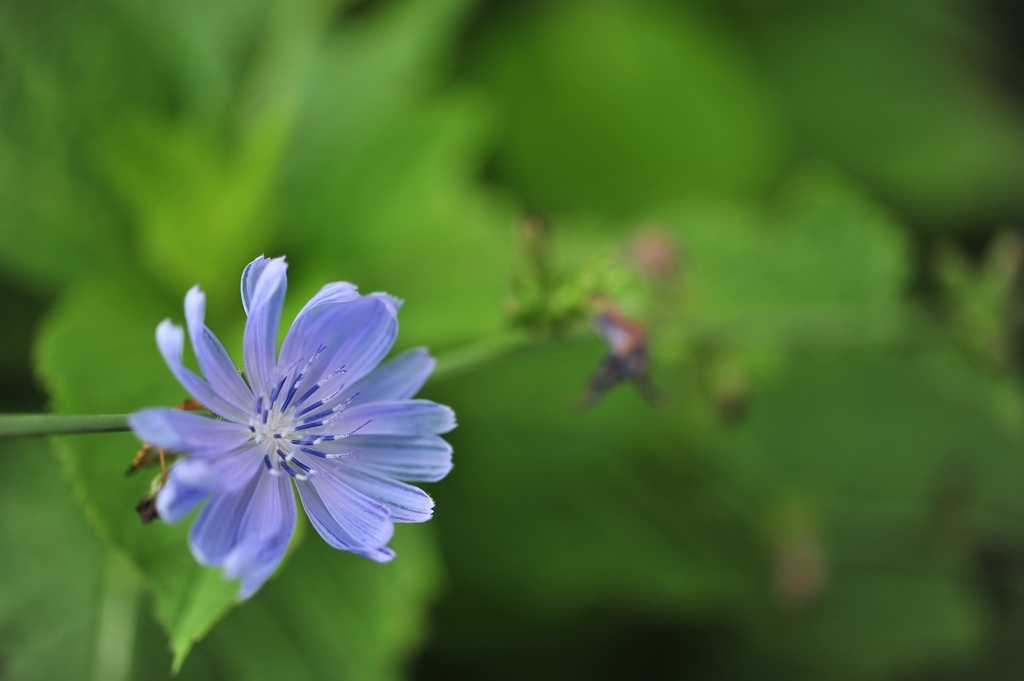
[129, 256, 455, 598]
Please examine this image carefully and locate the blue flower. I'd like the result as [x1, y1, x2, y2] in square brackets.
[129, 256, 455, 598]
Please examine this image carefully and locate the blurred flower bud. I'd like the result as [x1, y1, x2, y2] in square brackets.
[773, 533, 827, 611]
[697, 349, 750, 425]
[627, 226, 681, 284]
[581, 297, 661, 406]
[937, 230, 1024, 370]
[770, 502, 828, 611]
[517, 213, 554, 290]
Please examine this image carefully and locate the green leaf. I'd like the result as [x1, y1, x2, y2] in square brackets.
[36, 273, 240, 671]
[658, 169, 909, 349]
[728, 348, 1024, 677]
[179, 527, 440, 681]
[755, 3, 1024, 230]
[0, 440, 146, 681]
[425, 342, 759, 618]
[0, 439, 108, 681]
[0, 0, 163, 293]
[282, 0, 514, 349]
[99, 111, 287, 302]
[466, 0, 792, 216]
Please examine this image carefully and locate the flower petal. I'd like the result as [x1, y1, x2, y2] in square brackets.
[279, 294, 397, 391]
[155, 469, 211, 524]
[293, 282, 361, 322]
[163, 444, 264, 493]
[240, 255, 269, 315]
[330, 399, 456, 437]
[188, 470, 261, 567]
[184, 286, 254, 413]
[332, 464, 434, 523]
[276, 282, 359, 370]
[342, 348, 435, 405]
[156, 321, 251, 423]
[242, 256, 288, 398]
[129, 408, 252, 455]
[351, 545, 396, 562]
[341, 434, 453, 482]
[222, 472, 297, 599]
[295, 471, 394, 555]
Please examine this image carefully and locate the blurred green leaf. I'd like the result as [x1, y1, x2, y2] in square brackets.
[426, 342, 759, 618]
[936, 233, 1024, 370]
[100, 112, 287, 302]
[36, 273, 241, 671]
[0, 439, 107, 681]
[467, 0, 792, 216]
[657, 169, 909, 351]
[0, 0, 164, 292]
[730, 348, 1024, 678]
[146, 527, 442, 681]
[754, 2, 1024, 229]
[283, 0, 514, 349]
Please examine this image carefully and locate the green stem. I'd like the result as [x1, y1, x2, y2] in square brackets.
[430, 330, 533, 383]
[0, 331, 536, 439]
[0, 413, 130, 439]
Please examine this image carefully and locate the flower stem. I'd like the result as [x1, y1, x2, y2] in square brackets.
[0, 413, 130, 439]
[429, 330, 533, 383]
[0, 332, 537, 439]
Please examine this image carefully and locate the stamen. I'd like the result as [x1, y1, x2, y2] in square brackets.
[296, 399, 326, 418]
[295, 421, 323, 431]
[299, 445, 352, 460]
[279, 459, 307, 480]
[346, 419, 372, 437]
[268, 375, 288, 409]
[303, 408, 335, 422]
[263, 455, 272, 470]
[281, 344, 327, 413]
[290, 419, 371, 445]
[294, 365, 346, 408]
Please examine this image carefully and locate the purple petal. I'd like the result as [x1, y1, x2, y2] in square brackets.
[163, 444, 264, 492]
[279, 294, 397, 390]
[341, 435, 452, 482]
[222, 472, 297, 599]
[295, 471, 394, 554]
[188, 471, 261, 567]
[240, 256, 269, 315]
[155, 321, 251, 423]
[155, 469, 211, 524]
[242, 256, 288, 398]
[350, 545, 396, 562]
[276, 282, 359, 370]
[342, 348, 435, 404]
[331, 399, 456, 437]
[332, 465, 434, 523]
[293, 282, 360, 321]
[128, 408, 252, 455]
[184, 286, 254, 413]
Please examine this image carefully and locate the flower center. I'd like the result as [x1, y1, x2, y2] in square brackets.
[252, 407, 292, 444]
[244, 344, 370, 481]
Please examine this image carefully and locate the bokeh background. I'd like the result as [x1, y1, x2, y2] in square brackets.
[5, 0, 1024, 679]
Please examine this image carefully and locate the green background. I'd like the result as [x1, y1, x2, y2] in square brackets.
[5, 0, 1024, 679]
